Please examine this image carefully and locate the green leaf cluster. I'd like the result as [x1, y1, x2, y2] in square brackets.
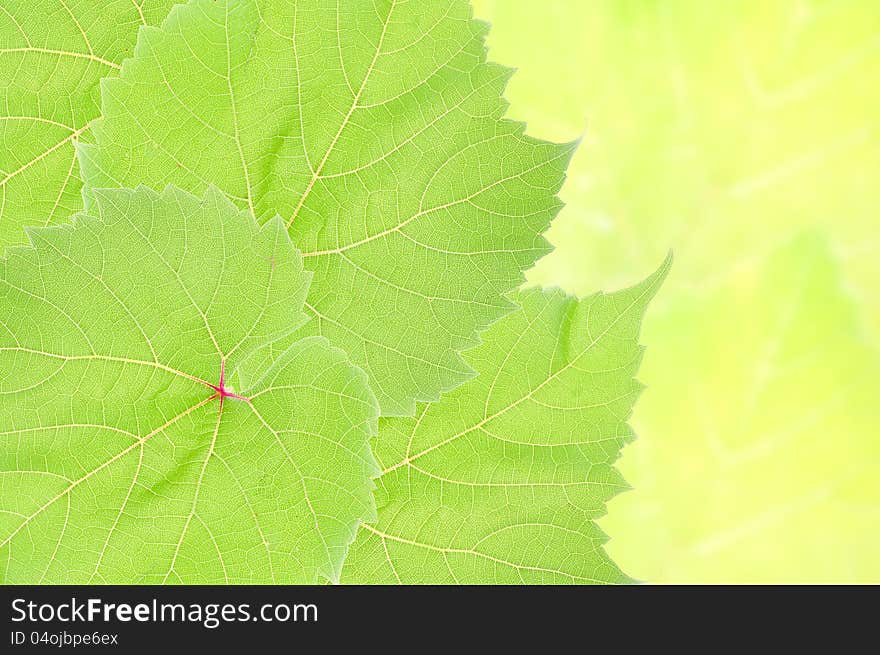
[0, 1, 665, 583]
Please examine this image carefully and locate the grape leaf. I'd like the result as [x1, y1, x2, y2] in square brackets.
[77, 0, 573, 415]
[340, 259, 669, 584]
[0, 0, 177, 249]
[0, 185, 378, 584]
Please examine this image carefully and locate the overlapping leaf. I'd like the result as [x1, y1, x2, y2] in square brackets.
[0, 0, 177, 249]
[0, 186, 378, 584]
[341, 260, 669, 584]
[78, 0, 573, 415]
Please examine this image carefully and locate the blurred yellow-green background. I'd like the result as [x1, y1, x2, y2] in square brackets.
[473, 0, 879, 582]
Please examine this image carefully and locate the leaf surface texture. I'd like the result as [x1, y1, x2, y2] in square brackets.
[342, 261, 669, 583]
[0, 0, 177, 248]
[0, 186, 378, 583]
[79, 0, 572, 415]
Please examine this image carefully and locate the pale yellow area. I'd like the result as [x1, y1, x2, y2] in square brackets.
[474, 0, 880, 582]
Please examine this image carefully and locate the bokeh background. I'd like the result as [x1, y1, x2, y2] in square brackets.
[473, 0, 879, 583]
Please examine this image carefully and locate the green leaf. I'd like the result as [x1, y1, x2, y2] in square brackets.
[0, 186, 378, 584]
[340, 259, 669, 584]
[78, 0, 573, 415]
[0, 0, 177, 249]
